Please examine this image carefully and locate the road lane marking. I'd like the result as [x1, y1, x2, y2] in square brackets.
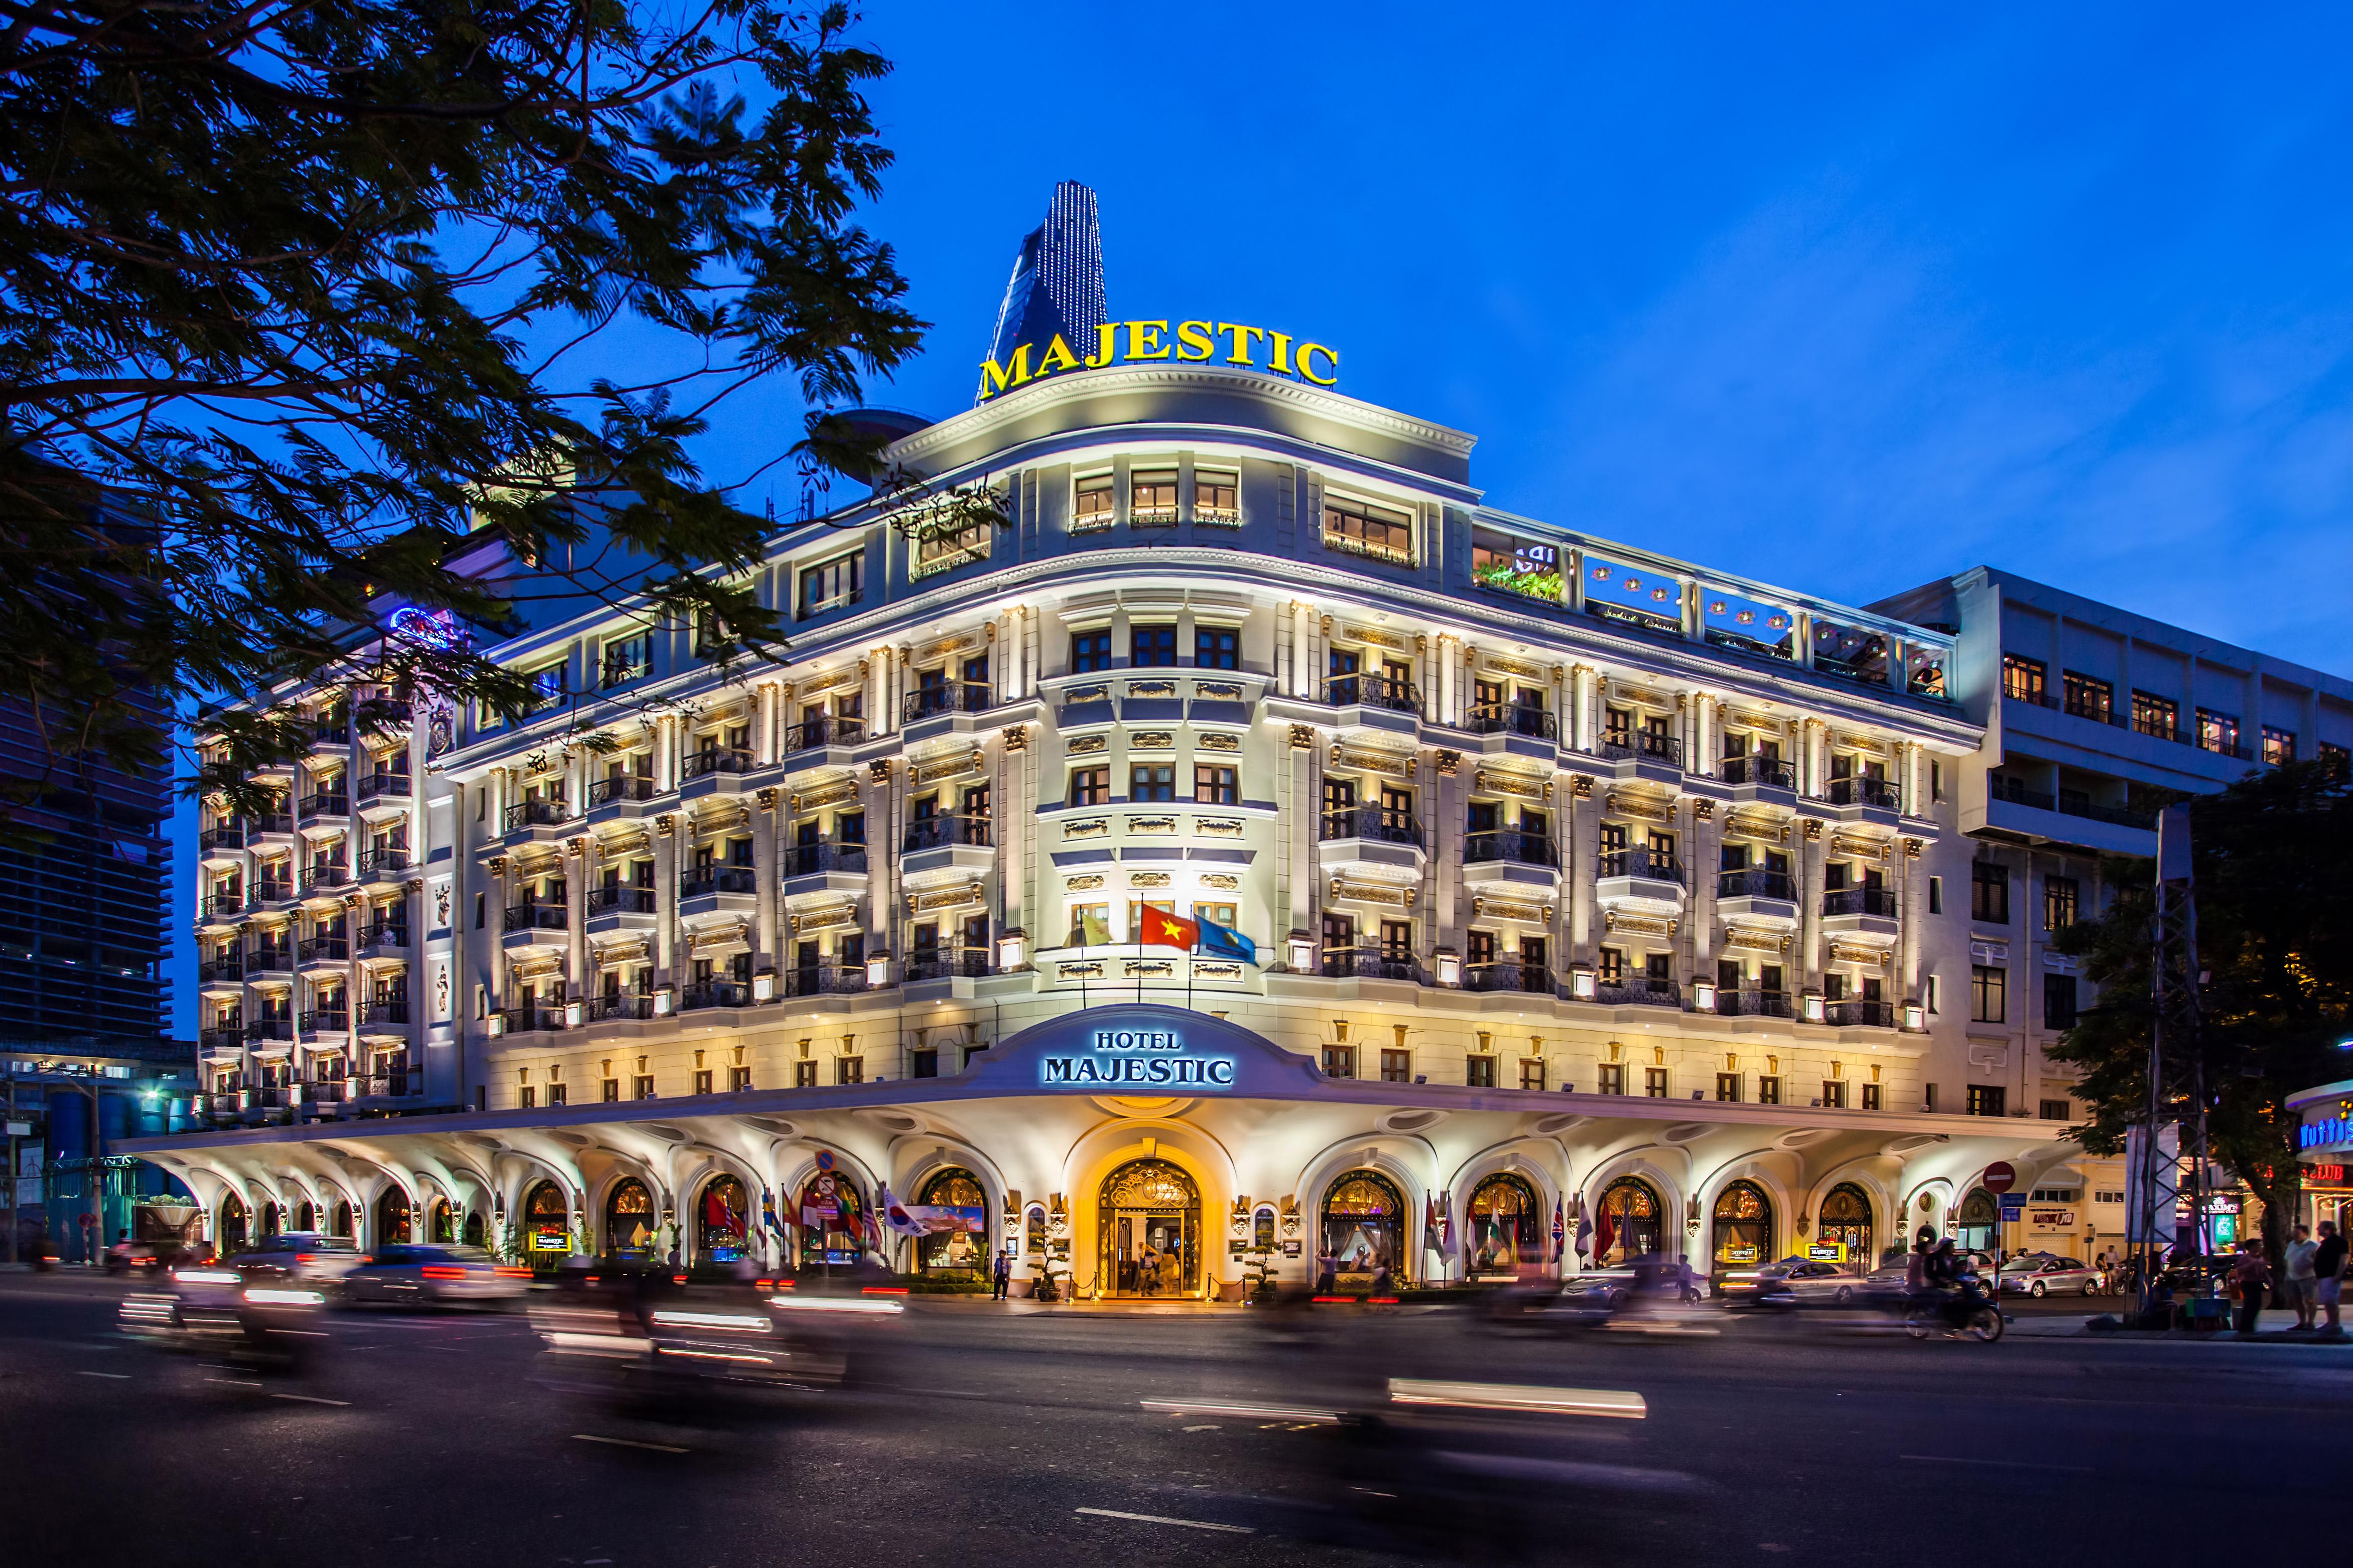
[1902, 1455, 2095, 1473]
[75, 1370, 129, 1380]
[1075, 1508, 1254, 1534]
[204, 1377, 264, 1388]
[1140, 1397, 1343, 1423]
[1388, 1379, 1648, 1419]
[571, 1434, 690, 1453]
[273, 1393, 351, 1406]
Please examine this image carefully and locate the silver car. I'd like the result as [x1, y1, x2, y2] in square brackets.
[1998, 1253, 2099, 1297]
[343, 1243, 527, 1308]
[1722, 1257, 1868, 1305]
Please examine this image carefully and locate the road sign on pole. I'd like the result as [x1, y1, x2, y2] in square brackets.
[1983, 1162, 2017, 1195]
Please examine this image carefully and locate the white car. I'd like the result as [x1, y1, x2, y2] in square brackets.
[1998, 1254, 2099, 1297]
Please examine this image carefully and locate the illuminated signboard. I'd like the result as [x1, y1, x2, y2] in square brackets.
[531, 1227, 568, 1252]
[1037, 1027, 1238, 1090]
[2301, 1112, 2352, 1150]
[979, 320, 1337, 401]
[1806, 1241, 1848, 1263]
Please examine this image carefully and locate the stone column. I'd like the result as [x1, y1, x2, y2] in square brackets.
[652, 819, 677, 985]
[754, 789, 779, 980]
[1798, 819, 1824, 990]
[1567, 773, 1596, 960]
[565, 836, 589, 1002]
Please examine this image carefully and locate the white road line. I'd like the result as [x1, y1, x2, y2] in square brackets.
[273, 1393, 351, 1406]
[1901, 1455, 2096, 1473]
[1075, 1507, 1255, 1534]
[75, 1370, 130, 1380]
[203, 1377, 264, 1388]
[571, 1433, 690, 1454]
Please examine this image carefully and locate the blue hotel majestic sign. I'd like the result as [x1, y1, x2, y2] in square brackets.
[1040, 1027, 1237, 1090]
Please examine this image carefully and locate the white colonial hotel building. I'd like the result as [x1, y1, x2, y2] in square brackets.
[140, 353, 2105, 1295]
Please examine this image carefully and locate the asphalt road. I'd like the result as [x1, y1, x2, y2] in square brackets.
[2, 1274, 2346, 1567]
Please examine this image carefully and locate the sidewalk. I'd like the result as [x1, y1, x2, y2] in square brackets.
[2008, 1306, 2353, 1342]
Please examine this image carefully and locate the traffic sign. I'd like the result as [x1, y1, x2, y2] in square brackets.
[1983, 1162, 2017, 1194]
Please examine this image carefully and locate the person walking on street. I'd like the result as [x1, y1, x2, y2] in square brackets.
[2230, 1240, 2272, 1337]
[2313, 1221, 2346, 1339]
[2284, 1225, 2319, 1330]
[990, 1247, 1011, 1302]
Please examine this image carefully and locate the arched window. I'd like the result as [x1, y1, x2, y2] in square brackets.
[374, 1185, 412, 1246]
[1102, 1159, 1203, 1298]
[798, 1169, 866, 1267]
[1320, 1170, 1409, 1288]
[258, 1201, 281, 1240]
[296, 1200, 317, 1232]
[699, 1175, 750, 1263]
[605, 1178, 656, 1261]
[462, 1209, 486, 1247]
[1818, 1183, 1874, 1273]
[1710, 1180, 1773, 1273]
[218, 1192, 248, 1254]
[1467, 1173, 1542, 1275]
[429, 1197, 455, 1244]
[521, 1181, 570, 1266]
[332, 1199, 353, 1239]
[1595, 1176, 1663, 1266]
[915, 1169, 988, 1277]
[1954, 1188, 1998, 1254]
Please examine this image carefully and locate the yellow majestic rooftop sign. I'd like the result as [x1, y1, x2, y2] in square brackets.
[977, 321, 1338, 401]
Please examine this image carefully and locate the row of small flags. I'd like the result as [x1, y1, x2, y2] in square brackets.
[1073, 905, 1257, 963]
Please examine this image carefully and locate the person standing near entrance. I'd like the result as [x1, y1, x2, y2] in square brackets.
[1138, 1240, 1160, 1297]
[2229, 1240, 2272, 1337]
[2284, 1225, 2318, 1330]
[990, 1248, 1011, 1302]
[2313, 1221, 2345, 1339]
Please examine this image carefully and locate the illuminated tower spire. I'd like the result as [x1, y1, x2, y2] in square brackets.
[980, 181, 1107, 401]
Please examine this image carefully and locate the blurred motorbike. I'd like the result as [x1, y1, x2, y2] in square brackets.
[1901, 1284, 2005, 1342]
[118, 1257, 332, 1370]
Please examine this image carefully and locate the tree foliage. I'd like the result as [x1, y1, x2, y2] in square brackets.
[2050, 759, 2353, 1260]
[0, 0, 935, 811]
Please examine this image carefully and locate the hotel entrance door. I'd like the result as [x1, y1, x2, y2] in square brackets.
[1098, 1159, 1200, 1298]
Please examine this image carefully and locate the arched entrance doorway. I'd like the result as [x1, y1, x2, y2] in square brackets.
[1954, 1188, 1998, 1254]
[296, 1200, 316, 1232]
[258, 1201, 280, 1241]
[1596, 1177, 1664, 1266]
[698, 1175, 749, 1264]
[797, 1167, 866, 1269]
[605, 1178, 656, 1262]
[1099, 1159, 1201, 1299]
[520, 1181, 570, 1270]
[915, 1169, 989, 1278]
[1466, 1173, 1542, 1277]
[1818, 1183, 1875, 1272]
[218, 1192, 248, 1254]
[462, 1209, 485, 1246]
[1320, 1170, 1408, 1290]
[374, 1186, 412, 1246]
[428, 1197, 455, 1244]
[332, 1198, 353, 1238]
[1711, 1181, 1773, 1277]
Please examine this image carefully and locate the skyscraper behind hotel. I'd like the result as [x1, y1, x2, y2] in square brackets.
[980, 181, 1106, 398]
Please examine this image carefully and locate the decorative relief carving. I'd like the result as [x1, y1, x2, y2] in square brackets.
[907, 883, 984, 914]
[1692, 799, 1716, 822]
[1723, 925, 1791, 955]
[1198, 873, 1240, 892]
[1474, 894, 1555, 925]
[1479, 654, 1548, 681]
[1126, 680, 1179, 698]
[1829, 832, 1893, 862]
[868, 759, 892, 784]
[1477, 768, 1546, 801]
[1067, 734, 1107, 756]
[1435, 749, 1460, 777]
[1345, 625, 1408, 651]
[915, 630, 980, 665]
[1289, 724, 1315, 750]
[797, 666, 862, 699]
[1330, 877, 1414, 909]
[1903, 836, 1924, 859]
[1063, 818, 1109, 840]
[1004, 725, 1028, 752]
[1197, 732, 1241, 754]
[1726, 708, 1780, 732]
[1612, 681, 1667, 708]
[755, 788, 777, 811]
[1064, 874, 1106, 892]
[1124, 960, 1176, 979]
[1191, 960, 1245, 981]
[1724, 809, 1788, 843]
[1803, 818, 1825, 841]
[1194, 818, 1244, 838]
[1129, 732, 1174, 750]
[1570, 774, 1595, 799]
[1827, 939, 1896, 969]
[1058, 960, 1105, 981]
[1604, 790, 1674, 824]
[1604, 909, 1678, 939]
[1126, 815, 1178, 835]
[790, 905, 857, 934]
[912, 748, 984, 785]
[792, 779, 858, 813]
[1330, 741, 1413, 778]
[1127, 871, 1172, 889]
[1066, 684, 1110, 703]
[1835, 734, 1889, 757]
[1196, 682, 1244, 700]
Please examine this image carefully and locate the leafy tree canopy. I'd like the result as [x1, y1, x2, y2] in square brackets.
[2050, 758, 2353, 1257]
[0, 0, 944, 812]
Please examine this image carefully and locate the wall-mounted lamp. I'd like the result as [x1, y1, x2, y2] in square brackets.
[1802, 988, 1825, 1024]
[652, 986, 675, 1017]
[1434, 947, 1461, 986]
[1692, 979, 1718, 1011]
[865, 952, 892, 988]
[998, 929, 1027, 970]
[751, 971, 775, 1003]
[1568, 964, 1597, 1001]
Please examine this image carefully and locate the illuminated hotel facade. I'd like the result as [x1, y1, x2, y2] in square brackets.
[137, 336, 2126, 1296]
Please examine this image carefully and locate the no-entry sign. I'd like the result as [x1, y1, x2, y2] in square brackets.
[1983, 1162, 2017, 1194]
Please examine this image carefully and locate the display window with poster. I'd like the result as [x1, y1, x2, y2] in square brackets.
[912, 1169, 989, 1278]
[1466, 1173, 1541, 1279]
[1710, 1181, 1773, 1277]
[797, 1162, 867, 1268]
[1319, 1170, 1408, 1290]
[520, 1180, 569, 1270]
[699, 1175, 750, 1263]
[605, 1178, 656, 1262]
[1594, 1176, 1663, 1266]
[1816, 1183, 1875, 1273]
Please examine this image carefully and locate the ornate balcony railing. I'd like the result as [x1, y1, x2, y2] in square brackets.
[785, 840, 868, 876]
[586, 775, 655, 807]
[1322, 672, 1421, 715]
[901, 682, 993, 723]
[681, 866, 758, 898]
[1464, 701, 1556, 740]
[502, 904, 568, 933]
[1827, 776, 1901, 811]
[502, 798, 571, 831]
[585, 886, 656, 915]
[1464, 829, 1555, 868]
[1821, 886, 1898, 918]
[1717, 869, 1796, 901]
[1320, 804, 1423, 847]
[903, 814, 992, 851]
[1599, 847, 1683, 884]
[1463, 959, 1550, 994]
[1721, 756, 1795, 788]
[1597, 732, 1683, 768]
[783, 714, 867, 751]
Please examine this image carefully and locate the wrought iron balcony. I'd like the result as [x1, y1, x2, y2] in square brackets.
[1464, 701, 1556, 740]
[499, 1005, 565, 1033]
[782, 714, 867, 751]
[1717, 869, 1796, 901]
[246, 879, 293, 907]
[1599, 847, 1683, 884]
[783, 964, 871, 997]
[502, 904, 568, 933]
[198, 1027, 244, 1053]
[1827, 776, 1901, 811]
[297, 935, 348, 963]
[905, 949, 993, 982]
[903, 813, 992, 851]
[586, 775, 655, 807]
[1320, 804, 1423, 847]
[245, 945, 294, 972]
[355, 771, 412, 803]
[681, 866, 758, 898]
[1721, 756, 1795, 788]
[1715, 988, 1794, 1018]
[356, 846, 410, 877]
[680, 980, 750, 1011]
[1597, 732, 1684, 767]
[356, 921, 410, 951]
[1465, 828, 1555, 869]
[298, 1009, 349, 1035]
[1823, 999, 1897, 1028]
[296, 791, 349, 820]
[1821, 886, 1898, 918]
[310, 720, 351, 747]
[585, 886, 656, 915]
[785, 840, 868, 876]
[1462, 959, 1551, 994]
[901, 681, 993, 723]
[502, 798, 571, 832]
[198, 824, 246, 852]
[587, 994, 654, 1022]
[196, 957, 244, 984]
[358, 1001, 411, 1029]
[245, 811, 295, 836]
[678, 746, 753, 780]
[200, 892, 245, 918]
[298, 860, 349, 894]
[1594, 977, 1683, 1009]
[243, 1018, 294, 1042]
[1321, 672, 1421, 715]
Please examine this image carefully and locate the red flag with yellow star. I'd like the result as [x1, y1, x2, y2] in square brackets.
[1137, 905, 1200, 952]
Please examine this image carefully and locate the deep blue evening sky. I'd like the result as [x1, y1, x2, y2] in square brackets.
[794, 2, 2350, 670]
[166, 5, 2353, 1031]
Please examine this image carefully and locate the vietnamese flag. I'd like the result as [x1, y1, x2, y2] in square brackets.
[1137, 905, 1200, 951]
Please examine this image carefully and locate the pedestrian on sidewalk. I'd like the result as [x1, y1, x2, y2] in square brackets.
[2284, 1225, 2318, 1330]
[990, 1247, 1011, 1302]
[2313, 1221, 2345, 1339]
[2229, 1240, 2272, 1337]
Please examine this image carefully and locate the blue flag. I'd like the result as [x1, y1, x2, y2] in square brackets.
[1196, 915, 1256, 963]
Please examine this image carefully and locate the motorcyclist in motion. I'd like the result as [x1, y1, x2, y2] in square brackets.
[1907, 1231, 2003, 1341]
